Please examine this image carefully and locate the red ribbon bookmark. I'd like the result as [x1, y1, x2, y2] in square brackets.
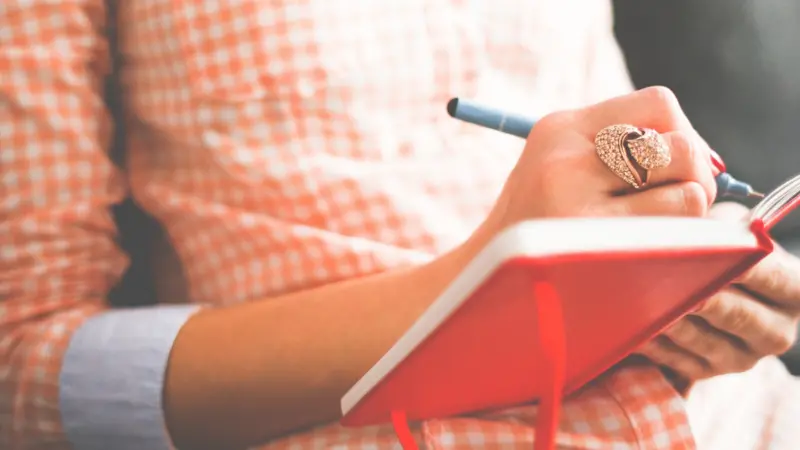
[391, 281, 566, 450]
[392, 410, 419, 450]
[533, 280, 567, 450]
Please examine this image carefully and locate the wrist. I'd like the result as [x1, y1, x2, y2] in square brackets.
[465, 204, 508, 258]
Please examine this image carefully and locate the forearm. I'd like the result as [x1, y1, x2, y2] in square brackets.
[163, 230, 490, 449]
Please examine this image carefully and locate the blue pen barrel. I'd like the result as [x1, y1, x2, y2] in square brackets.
[715, 172, 751, 198]
[447, 98, 535, 139]
[446, 97, 762, 201]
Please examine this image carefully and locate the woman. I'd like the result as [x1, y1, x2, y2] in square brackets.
[2, 1, 800, 449]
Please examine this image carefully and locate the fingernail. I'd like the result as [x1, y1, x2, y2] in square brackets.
[709, 149, 726, 173]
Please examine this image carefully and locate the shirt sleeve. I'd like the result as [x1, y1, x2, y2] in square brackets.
[0, 2, 196, 449]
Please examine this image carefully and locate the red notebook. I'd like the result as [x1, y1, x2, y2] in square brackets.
[340, 175, 800, 450]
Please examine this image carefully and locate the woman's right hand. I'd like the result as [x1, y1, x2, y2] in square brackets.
[484, 86, 723, 235]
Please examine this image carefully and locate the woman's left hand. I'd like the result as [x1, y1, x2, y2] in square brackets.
[637, 202, 800, 381]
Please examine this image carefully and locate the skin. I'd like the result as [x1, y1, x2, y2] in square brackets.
[162, 87, 800, 449]
[639, 202, 800, 382]
[164, 234, 487, 450]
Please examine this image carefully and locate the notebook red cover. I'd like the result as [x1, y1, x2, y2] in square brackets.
[340, 173, 800, 450]
[339, 216, 777, 430]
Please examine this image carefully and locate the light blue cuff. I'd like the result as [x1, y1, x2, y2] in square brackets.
[60, 305, 200, 450]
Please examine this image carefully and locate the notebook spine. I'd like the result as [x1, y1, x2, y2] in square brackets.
[749, 218, 774, 251]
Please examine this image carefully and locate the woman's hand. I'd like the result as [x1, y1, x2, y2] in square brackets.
[485, 86, 721, 234]
[638, 202, 800, 381]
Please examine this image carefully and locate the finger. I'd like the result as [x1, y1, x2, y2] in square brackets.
[638, 335, 712, 380]
[663, 316, 756, 374]
[736, 246, 800, 310]
[569, 124, 716, 199]
[694, 289, 798, 356]
[577, 86, 693, 135]
[645, 131, 717, 204]
[602, 181, 708, 217]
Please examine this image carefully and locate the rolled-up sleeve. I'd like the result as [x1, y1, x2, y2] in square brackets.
[0, 2, 196, 449]
[59, 306, 199, 450]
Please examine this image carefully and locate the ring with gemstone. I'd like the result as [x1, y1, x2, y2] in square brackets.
[594, 124, 671, 189]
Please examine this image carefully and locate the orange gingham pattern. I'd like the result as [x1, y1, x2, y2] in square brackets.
[0, 0, 128, 448]
[2, 0, 800, 449]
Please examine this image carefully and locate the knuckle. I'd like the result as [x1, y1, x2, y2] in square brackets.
[666, 320, 702, 350]
[699, 293, 750, 334]
[679, 357, 710, 380]
[534, 110, 574, 133]
[736, 266, 758, 286]
[668, 131, 695, 161]
[740, 251, 800, 303]
[678, 182, 708, 217]
[703, 349, 727, 370]
[718, 302, 750, 334]
[766, 325, 797, 355]
[648, 336, 708, 380]
[762, 267, 788, 298]
[697, 295, 724, 317]
[641, 86, 681, 113]
[638, 340, 660, 357]
[644, 337, 672, 361]
[729, 352, 758, 373]
[702, 345, 753, 374]
[667, 132, 715, 202]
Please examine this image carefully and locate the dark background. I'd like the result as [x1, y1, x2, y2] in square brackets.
[613, 0, 800, 371]
[614, 0, 800, 237]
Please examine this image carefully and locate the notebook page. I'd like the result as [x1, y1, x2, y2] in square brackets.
[750, 174, 800, 229]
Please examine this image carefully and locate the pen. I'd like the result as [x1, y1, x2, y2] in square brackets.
[447, 97, 765, 200]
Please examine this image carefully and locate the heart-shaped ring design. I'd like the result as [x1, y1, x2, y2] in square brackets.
[594, 124, 671, 189]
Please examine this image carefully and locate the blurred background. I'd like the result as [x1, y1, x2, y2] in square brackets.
[614, 0, 800, 238]
[612, 0, 800, 370]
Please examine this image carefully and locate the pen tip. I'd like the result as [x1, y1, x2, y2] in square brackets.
[750, 191, 766, 199]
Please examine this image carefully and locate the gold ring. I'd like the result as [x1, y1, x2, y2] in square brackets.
[594, 124, 671, 189]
